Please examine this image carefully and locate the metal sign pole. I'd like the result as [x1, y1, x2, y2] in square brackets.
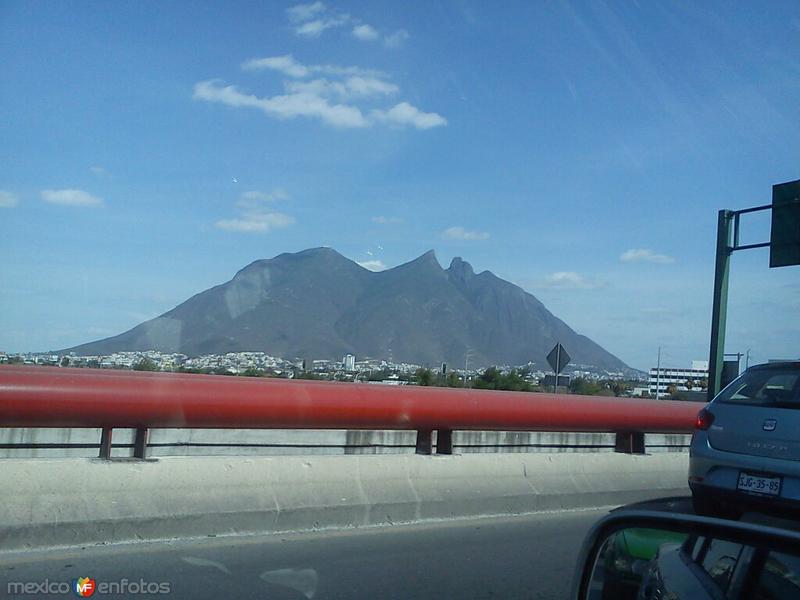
[554, 344, 560, 393]
[708, 210, 733, 402]
[705, 180, 797, 401]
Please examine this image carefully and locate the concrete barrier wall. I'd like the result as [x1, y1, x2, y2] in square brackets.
[0, 452, 690, 551]
[0, 428, 691, 458]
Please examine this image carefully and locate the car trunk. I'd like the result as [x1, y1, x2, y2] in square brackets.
[708, 403, 800, 461]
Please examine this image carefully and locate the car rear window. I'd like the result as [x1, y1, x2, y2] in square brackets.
[716, 368, 800, 409]
[700, 538, 744, 592]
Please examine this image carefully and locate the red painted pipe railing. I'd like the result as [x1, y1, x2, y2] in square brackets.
[0, 365, 699, 432]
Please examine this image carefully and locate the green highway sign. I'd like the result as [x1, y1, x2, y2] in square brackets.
[770, 179, 800, 268]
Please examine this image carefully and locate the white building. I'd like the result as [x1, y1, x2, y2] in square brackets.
[648, 360, 709, 397]
[343, 354, 356, 372]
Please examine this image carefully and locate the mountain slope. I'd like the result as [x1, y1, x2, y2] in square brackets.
[64, 248, 628, 370]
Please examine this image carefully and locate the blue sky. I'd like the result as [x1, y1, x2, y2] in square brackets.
[1, 1, 798, 370]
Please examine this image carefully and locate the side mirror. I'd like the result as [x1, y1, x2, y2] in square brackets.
[571, 509, 800, 599]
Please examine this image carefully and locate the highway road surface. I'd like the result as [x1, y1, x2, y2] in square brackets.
[2, 506, 615, 600]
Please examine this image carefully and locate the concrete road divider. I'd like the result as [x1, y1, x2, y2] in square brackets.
[0, 452, 689, 551]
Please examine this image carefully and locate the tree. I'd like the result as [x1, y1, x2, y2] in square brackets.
[473, 367, 499, 390]
[569, 377, 604, 395]
[177, 366, 212, 374]
[473, 368, 532, 392]
[607, 380, 631, 397]
[241, 368, 264, 377]
[60, 356, 70, 367]
[498, 369, 532, 392]
[415, 368, 434, 386]
[133, 358, 159, 371]
[444, 371, 462, 387]
[296, 370, 324, 380]
[368, 369, 392, 382]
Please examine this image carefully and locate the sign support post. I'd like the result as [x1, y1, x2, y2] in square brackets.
[708, 210, 733, 402]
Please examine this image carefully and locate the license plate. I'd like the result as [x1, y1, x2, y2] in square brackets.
[737, 472, 782, 496]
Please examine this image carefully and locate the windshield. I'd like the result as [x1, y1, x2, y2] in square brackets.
[2, 1, 800, 598]
[715, 367, 800, 409]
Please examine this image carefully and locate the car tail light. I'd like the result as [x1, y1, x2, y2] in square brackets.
[695, 408, 714, 430]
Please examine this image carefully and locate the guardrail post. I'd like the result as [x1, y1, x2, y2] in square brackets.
[99, 427, 113, 459]
[436, 429, 453, 455]
[416, 429, 433, 455]
[615, 431, 645, 454]
[133, 427, 149, 459]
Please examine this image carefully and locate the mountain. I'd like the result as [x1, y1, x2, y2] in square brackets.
[63, 247, 629, 370]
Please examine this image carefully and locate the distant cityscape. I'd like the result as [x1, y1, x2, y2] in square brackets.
[0, 349, 731, 400]
[2, 348, 636, 376]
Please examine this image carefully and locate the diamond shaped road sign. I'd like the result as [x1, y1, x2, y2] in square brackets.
[546, 343, 571, 375]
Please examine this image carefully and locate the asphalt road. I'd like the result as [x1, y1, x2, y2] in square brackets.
[1, 507, 610, 600]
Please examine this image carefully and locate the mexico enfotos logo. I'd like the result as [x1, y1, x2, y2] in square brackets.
[6, 577, 171, 596]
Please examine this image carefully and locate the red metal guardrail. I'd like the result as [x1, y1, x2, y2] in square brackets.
[0, 365, 701, 458]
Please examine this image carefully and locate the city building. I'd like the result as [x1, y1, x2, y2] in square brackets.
[648, 360, 709, 397]
[343, 354, 356, 372]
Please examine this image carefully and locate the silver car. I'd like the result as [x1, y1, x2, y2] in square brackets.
[689, 361, 800, 519]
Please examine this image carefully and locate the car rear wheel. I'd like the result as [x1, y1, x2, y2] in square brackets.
[692, 491, 742, 520]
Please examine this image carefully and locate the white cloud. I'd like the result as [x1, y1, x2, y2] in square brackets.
[236, 189, 288, 210]
[241, 55, 383, 80]
[442, 226, 489, 241]
[215, 214, 294, 233]
[357, 259, 387, 271]
[196, 74, 442, 130]
[372, 215, 402, 224]
[283, 78, 341, 96]
[286, 3, 409, 47]
[89, 166, 109, 177]
[286, 1, 326, 23]
[353, 24, 379, 41]
[285, 2, 411, 49]
[207, 54, 445, 131]
[295, 14, 350, 37]
[284, 2, 351, 38]
[620, 248, 675, 264]
[316, 64, 384, 78]
[285, 76, 398, 99]
[216, 190, 295, 234]
[384, 29, 409, 48]
[0, 191, 19, 208]
[345, 76, 398, 97]
[242, 55, 309, 78]
[41, 189, 103, 207]
[295, 20, 328, 37]
[373, 102, 447, 129]
[240, 189, 287, 201]
[537, 271, 606, 290]
[194, 80, 370, 128]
